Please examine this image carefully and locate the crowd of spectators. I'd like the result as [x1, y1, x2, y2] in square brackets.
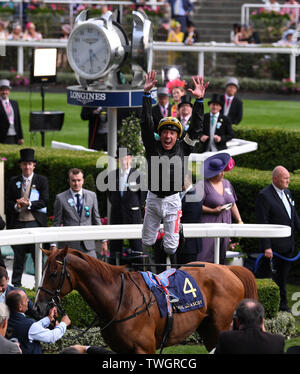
[0, 20, 42, 41]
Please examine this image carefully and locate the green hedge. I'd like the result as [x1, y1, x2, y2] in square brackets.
[257, 278, 280, 319]
[234, 127, 300, 172]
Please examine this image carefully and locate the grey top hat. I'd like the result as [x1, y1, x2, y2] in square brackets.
[157, 87, 169, 96]
[225, 77, 239, 88]
[0, 79, 11, 89]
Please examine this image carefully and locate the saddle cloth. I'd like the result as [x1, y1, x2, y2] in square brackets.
[141, 268, 204, 318]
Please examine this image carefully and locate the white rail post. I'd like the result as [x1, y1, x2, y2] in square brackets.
[214, 237, 220, 265]
[35, 242, 43, 291]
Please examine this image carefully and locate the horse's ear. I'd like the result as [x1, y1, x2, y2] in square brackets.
[58, 245, 69, 260]
[42, 248, 52, 257]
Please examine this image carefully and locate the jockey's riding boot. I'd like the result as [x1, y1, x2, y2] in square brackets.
[177, 224, 185, 258]
[153, 238, 166, 274]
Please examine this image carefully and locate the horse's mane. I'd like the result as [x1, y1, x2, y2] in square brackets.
[67, 248, 126, 282]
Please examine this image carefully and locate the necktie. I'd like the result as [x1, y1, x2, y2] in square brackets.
[211, 114, 217, 126]
[75, 193, 82, 215]
[4, 101, 13, 123]
[280, 190, 291, 219]
[23, 178, 28, 192]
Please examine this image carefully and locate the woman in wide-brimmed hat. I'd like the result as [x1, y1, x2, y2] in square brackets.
[197, 153, 243, 264]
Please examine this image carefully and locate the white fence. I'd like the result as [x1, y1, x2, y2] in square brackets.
[0, 223, 291, 289]
[2, 39, 299, 83]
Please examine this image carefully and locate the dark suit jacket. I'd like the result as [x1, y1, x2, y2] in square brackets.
[220, 95, 243, 125]
[108, 168, 146, 225]
[181, 187, 202, 255]
[255, 184, 300, 255]
[168, 0, 193, 15]
[152, 104, 172, 133]
[199, 112, 234, 152]
[6, 173, 49, 229]
[0, 99, 23, 142]
[215, 326, 285, 354]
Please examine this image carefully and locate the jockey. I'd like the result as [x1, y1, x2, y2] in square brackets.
[140, 70, 209, 262]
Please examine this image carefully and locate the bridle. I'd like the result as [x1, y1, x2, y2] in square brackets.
[38, 256, 73, 316]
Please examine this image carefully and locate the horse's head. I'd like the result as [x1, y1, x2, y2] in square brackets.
[33, 246, 74, 318]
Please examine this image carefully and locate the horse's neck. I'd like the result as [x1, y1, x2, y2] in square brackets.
[71, 260, 123, 319]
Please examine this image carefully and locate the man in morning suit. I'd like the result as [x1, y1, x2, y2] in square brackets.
[255, 166, 300, 311]
[0, 79, 24, 145]
[107, 149, 146, 264]
[51, 168, 107, 258]
[220, 77, 243, 125]
[167, 0, 194, 33]
[152, 87, 172, 133]
[199, 93, 234, 153]
[0, 303, 21, 354]
[215, 299, 285, 354]
[6, 148, 48, 287]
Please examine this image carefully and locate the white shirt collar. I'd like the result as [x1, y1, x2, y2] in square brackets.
[70, 188, 83, 198]
[272, 183, 284, 196]
[22, 173, 34, 182]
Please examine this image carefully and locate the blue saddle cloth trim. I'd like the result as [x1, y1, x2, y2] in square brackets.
[141, 268, 204, 318]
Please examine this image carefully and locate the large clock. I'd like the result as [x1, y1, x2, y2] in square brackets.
[67, 10, 127, 81]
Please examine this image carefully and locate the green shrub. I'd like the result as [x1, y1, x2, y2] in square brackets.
[257, 278, 280, 319]
[264, 311, 296, 338]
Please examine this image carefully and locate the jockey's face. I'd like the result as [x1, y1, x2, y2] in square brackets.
[160, 129, 178, 150]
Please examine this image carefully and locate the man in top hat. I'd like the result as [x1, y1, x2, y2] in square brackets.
[141, 70, 208, 261]
[220, 77, 243, 125]
[177, 94, 193, 137]
[152, 87, 172, 133]
[0, 79, 24, 145]
[6, 148, 49, 287]
[199, 93, 234, 153]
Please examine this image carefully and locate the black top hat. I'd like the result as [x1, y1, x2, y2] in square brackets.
[208, 93, 223, 107]
[178, 95, 193, 110]
[19, 148, 36, 163]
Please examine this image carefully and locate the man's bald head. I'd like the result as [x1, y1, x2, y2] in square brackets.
[272, 166, 290, 190]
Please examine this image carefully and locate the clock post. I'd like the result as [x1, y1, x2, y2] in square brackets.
[66, 9, 156, 218]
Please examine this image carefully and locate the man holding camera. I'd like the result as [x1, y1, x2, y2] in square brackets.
[214, 299, 285, 354]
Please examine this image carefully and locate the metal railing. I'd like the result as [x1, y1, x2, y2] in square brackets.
[241, 3, 300, 27]
[0, 223, 291, 289]
[2, 39, 300, 82]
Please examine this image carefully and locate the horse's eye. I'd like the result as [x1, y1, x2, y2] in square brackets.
[50, 272, 58, 280]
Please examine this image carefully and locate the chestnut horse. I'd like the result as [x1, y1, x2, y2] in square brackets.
[34, 247, 257, 353]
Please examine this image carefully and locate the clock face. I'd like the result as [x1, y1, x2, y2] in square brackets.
[68, 24, 110, 79]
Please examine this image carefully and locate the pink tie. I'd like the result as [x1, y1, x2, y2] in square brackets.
[4, 101, 13, 123]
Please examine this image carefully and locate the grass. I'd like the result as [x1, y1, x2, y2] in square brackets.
[7, 91, 300, 150]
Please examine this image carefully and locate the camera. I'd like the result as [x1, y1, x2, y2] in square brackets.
[10, 338, 19, 343]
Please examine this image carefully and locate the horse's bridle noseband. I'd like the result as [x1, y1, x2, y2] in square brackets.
[38, 256, 73, 316]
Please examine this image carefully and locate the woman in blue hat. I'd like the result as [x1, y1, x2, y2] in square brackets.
[197, 153, 243, 264]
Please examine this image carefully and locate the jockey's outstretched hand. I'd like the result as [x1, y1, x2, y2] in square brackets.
[188, 76, 209, 99]
[144, 70, 157, 93]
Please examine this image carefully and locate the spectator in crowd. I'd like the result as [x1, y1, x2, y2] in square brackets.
[214, 299, 285, 354]
[168, 0, 194, 33]
[107, 149, 146, 264]
[0, 267, 34, 316]
[0, 216, 5, 268]
[171, 86, 186, 117]
[220, 77, 243, 125]
[197, 154, 243, 264]
[0, 79, 24, 145]
[255, 166, 300, 312]
[23, 22, 42, 41]
[81, 106, 108, 151]
[199, 93, 234, 153]
[60, 344, 116, 354]
[166, 20, 184, 65]
[264, 0, 281, 13]
[152, 87, 172, 132]
[0, 20, 8, 39]
[276, 28, 298, 45]
[141, 70, 208, 263]
[57, 24, 71, 70]
[177, 94, 193, 137]
[6, 148, 48, 287]
[7, 22, 23, 40]
[282, 0, 299, 27]
[179, 172, 202, 264]
[0, 303, 21, 354]
[183, 20, 199, 45]
[51, 168, 107, 258]
[6, 289, 70, 354]
[234, 24, 260, 45]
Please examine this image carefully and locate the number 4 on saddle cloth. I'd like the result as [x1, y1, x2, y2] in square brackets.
[141, 269, 204, 318]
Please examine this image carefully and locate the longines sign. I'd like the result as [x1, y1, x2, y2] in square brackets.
[67, 86, 157, 107]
